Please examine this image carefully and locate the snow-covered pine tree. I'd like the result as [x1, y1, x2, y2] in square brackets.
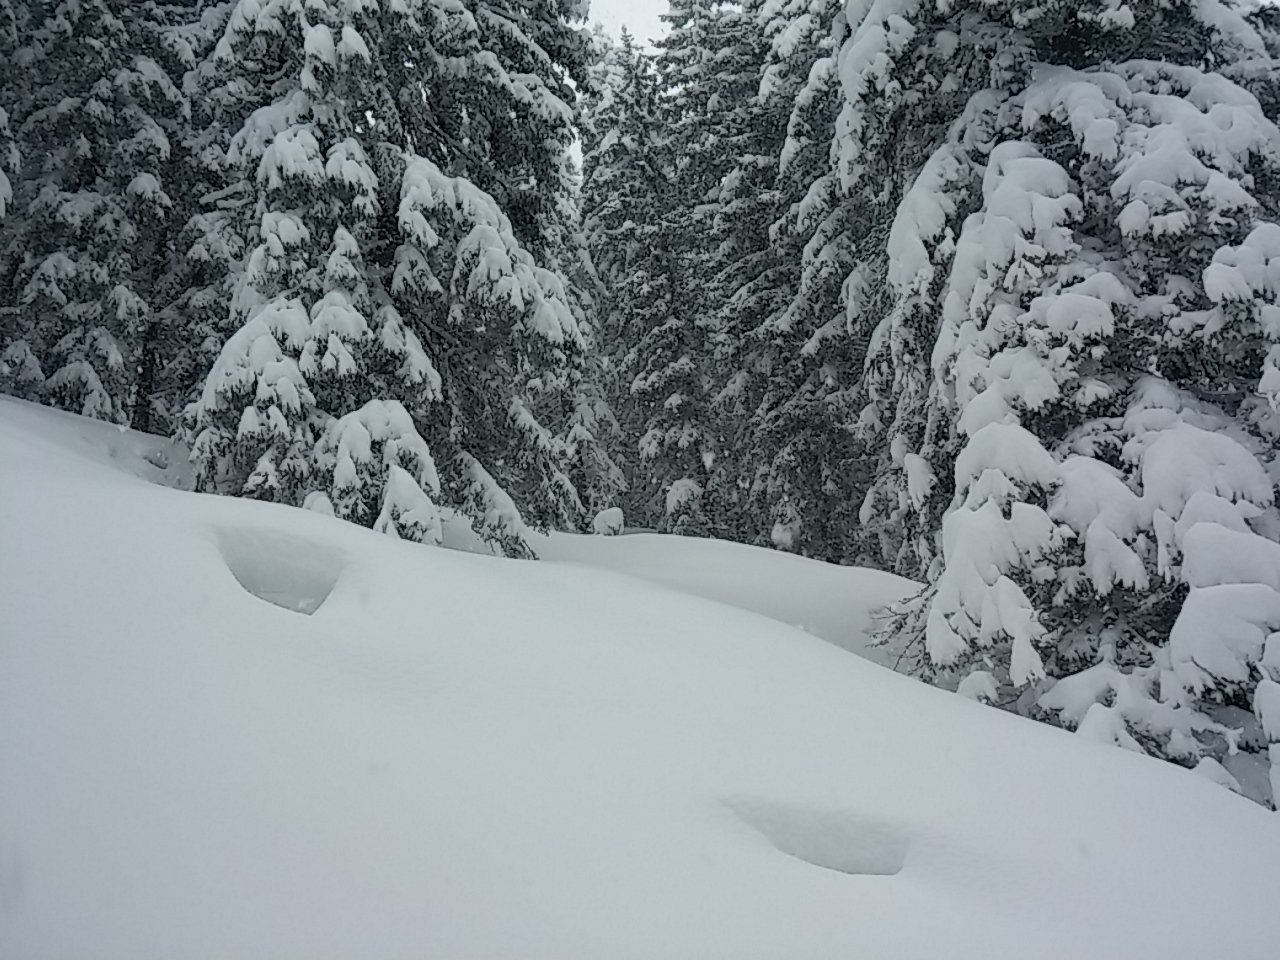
[694, 0, 778, 543]
[544, 74, 627, 525]
[0, 2, 17, 223]
[0, 1, 28, 393]
[0, 0, 190, 424]
[716, 0, 873, 559]
[190, 0, 591, 555]
[457, 1, 625, 532]
[617, 0, 739, 535]
[580, 27, 685, 529]
[559, 197, 628, 526]
[561, 351, 627, 521]
[843, 0, 1280, 805]
[842, 1, 1028, 576]
[190, 0, 399, 508]
[1235, 0, 1280, 119]
[458, 0, 592, 269]
[402, 0, 599, 545]
[140, 0, 246, 436]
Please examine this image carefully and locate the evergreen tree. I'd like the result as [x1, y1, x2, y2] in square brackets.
[840, 0, 1280, 805]
[143, 0, 244, 436]
[560, 227, 628, 523]
[580, 27, 677, 528]
[0, 2, 17, 221]
[0, 2, 28, 391]
[695, 0, 774, 542]
[0, 0, 191, 424]
[562, 353, 628, 521]
[189, 0, 592, 555]
[618, 0, 738, 535]
[1234, 0, 1280, 119]
[713, 0, 870, 559]
[456, 3, 624, 534]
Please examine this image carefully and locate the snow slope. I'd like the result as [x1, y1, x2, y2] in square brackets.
[0, 393, 191, 488]
[531, 529, 920, 665]
[2, 397, 1279, 960]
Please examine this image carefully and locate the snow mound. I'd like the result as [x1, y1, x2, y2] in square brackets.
[530, 529, 919, 664]
[3, 401, 1280, 960]
[591, 505, 625, 535]
[0, 395, 189, 489]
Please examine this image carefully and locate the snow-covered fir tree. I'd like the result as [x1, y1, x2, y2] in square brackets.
[1235, 0, 1280, 118]
[453, 2, 623, 531]
[841, 0, 1280, 805]
[580, 27, 661, 278]
[0, 0, 191, 424]
[559, 154, 628, 524]
[712, 0, 873, 559]
[0, 2, 17, 224]
[189, 0, 593, 555]
[0, 2, 24, 393]
[607, 0, 740, 535]
[139, 0, 247, 436]
[692, 0, 776, 543]
[580, 25, 694, 530]
[561, 346, 628, 521]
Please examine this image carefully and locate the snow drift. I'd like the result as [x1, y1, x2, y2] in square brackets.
[2, 397, 1279, 960]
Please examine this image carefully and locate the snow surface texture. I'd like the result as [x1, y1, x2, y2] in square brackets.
[3, 396, 1280, 960]
[531, 527, 919, 667]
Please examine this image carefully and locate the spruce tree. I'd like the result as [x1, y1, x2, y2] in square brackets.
[619, 0, 736, 535]
[840, 0, 1280, 805]
[0, 0, 191, 424]
[580, 28, 677, 529]
[141, 0, 246, 436]
[0, 1, 28, 392]
[0, 2, 17, 222]
[189, 0, 592, 555]
[715, 0, 870, 559]
[695, 0, 775, 543]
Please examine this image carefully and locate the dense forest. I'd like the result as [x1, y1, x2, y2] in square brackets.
[2, 0, 1280, 806]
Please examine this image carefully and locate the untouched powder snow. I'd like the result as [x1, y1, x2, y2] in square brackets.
[0, 394, 190, 488]
[530, 529, 920, 666]
[3, 397, 1280, 960]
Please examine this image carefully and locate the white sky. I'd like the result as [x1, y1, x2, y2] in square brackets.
[589, 0, 670, 48]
